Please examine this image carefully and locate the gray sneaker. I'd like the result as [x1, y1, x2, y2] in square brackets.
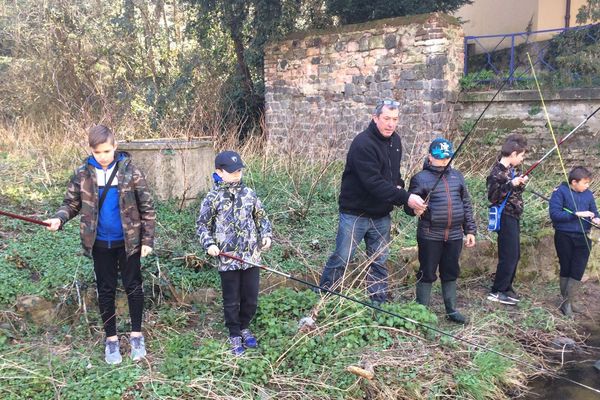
[105, 340, 122, 365]
[130, 336, 147, 361]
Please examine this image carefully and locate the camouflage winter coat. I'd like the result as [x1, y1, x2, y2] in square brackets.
[53, 152, 156, 258]
[196, 180, 272, 272]
[486, 161, 525, 219]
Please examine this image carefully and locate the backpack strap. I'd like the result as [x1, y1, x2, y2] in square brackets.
[499, 168, 516, 208]
[98, 164, 119, 211]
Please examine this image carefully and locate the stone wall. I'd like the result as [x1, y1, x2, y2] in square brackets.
[456, 88, 600, 172]
[264, 13, 464, 158]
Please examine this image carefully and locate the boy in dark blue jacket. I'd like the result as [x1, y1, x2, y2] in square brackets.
[405, 138, 476, 324]
[549, 166, 600, 317]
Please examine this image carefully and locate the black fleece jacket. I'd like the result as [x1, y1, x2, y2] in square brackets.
[338, 120, 410, 218]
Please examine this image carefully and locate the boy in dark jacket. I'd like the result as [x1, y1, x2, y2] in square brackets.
[197, 151, 272, 356]
[486, 134, 528, 305]
[405, 138, 476, 324]
[549, 166, 600, 316]
[45, 125, 156, 364]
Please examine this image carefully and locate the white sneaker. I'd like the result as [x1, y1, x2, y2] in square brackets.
[130, 336, 147, 361]
[105, 340, 122, 365]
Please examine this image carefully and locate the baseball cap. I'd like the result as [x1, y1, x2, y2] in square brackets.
[215, 150, 245, 173]
[429, 138, 454, 159]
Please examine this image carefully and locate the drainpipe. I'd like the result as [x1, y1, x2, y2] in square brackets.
[565, 0, 571, 28]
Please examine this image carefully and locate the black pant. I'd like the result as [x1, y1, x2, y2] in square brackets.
[492, 214, 520, 293]
[92, 245, 144, 337]
[219, 267, 260, 337]
[417, 238, 463, 283]
[555, 230, 592, 281]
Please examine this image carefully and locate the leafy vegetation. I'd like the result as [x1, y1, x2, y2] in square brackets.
[325, 0, 470, 24]
[1, 140, 595, 398]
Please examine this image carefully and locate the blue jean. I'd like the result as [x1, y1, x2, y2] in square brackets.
[319, 213, 391, 303]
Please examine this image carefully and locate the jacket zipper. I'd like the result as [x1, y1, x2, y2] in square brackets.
[443, 175, 451, 241]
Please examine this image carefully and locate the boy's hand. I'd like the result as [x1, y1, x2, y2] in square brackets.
[207, 245, 220, 257]
[576, 211, 596, 219]
[592, 217, 600, 225]
[465, 234, 476, 248]
[261, 237, 272, 250]
[511, 176, 528, 187]
[141, 245, 153, 258]
[44, 218, 61, 231]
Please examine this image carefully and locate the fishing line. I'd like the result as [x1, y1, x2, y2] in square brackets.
[423, 55, 545, 203]
[4, 209, 599, 393]
[220, 251, 600, 395]
[526, 53, 594, 254]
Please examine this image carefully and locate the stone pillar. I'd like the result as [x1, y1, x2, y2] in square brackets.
[264, 13, 464, 161]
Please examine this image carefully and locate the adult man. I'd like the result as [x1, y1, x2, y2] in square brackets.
[318, 99, 427, 303]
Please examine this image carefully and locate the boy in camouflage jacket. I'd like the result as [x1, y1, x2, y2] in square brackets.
[196, 150, 272, 356]
[45, 125, 155, 365]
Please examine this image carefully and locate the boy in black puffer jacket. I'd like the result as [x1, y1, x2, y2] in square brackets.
[405, 138, 476, 324]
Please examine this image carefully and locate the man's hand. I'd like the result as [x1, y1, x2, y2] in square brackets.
[207, 245, 220, 257]
[576, 211, 596, 219]
[465, 234, 476, 248]
[44, 218, 61, 231]
[261, 237, 272, 250]
[407, 194, 427, 213]
[592, 217, 600, 225]
[141, 245, 153, 258]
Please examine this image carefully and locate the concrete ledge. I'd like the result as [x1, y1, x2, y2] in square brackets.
[119, 137, 212, 151]
[462, 87, 600, 103]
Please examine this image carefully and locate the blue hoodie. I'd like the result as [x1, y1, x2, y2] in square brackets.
[88, 153, 125, 244]
[549, 182, 599, 234]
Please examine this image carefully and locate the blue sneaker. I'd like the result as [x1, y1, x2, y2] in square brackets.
[241, 329, 258, 349]
[130, 335, 147, 361]
[104, 340, 122, 365]
[229, 336, 245, 356]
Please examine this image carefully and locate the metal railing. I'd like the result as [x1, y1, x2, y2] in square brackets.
[463, 24, 598, 85]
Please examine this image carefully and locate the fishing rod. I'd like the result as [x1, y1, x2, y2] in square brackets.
[424, 55, 544, 203]
[522, 105, 600, 177]
[528, 189, 600, 230]
[526, 52, 597, 254]
[0, 210, 51, 227]
[219, 251, 600, 394]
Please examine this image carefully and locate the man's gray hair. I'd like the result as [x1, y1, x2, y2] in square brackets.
[374, 99, 400, 116]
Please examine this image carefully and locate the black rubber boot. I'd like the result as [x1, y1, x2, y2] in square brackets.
[559, 277, 569, 297]
[567, 278, 583, 314]
[559, 277, 573, 317]
[442, 280, 468, 324]
[415, 281, 432, 307]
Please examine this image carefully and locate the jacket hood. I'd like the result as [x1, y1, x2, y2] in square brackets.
[87, 151, 128, 169]
[212, 174, 243, 190]
[422, 157, 451, 175]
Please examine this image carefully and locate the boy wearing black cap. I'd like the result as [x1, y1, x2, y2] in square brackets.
[196, 150, 272, 356]
[405, 138, 476, 324]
